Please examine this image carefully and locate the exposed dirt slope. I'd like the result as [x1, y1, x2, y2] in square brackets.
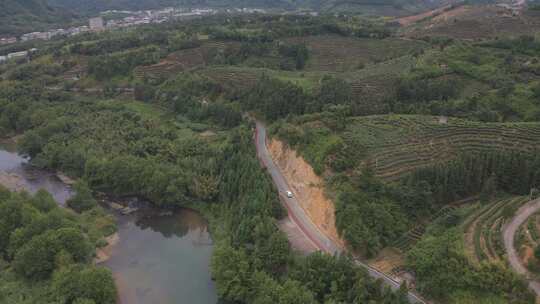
[396, 3, 459, 26]
[268, 138, 344, 248]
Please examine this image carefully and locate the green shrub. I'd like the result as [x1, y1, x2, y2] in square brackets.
[52, 265, 116, 304]
[67, 181, 97, 213]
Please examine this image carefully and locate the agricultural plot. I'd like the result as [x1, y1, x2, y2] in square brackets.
[196, 66, 323, 92]
[133, 40, 240, 80]
[341, 115, 540, 181]
[284, 35, 427, 72]
[195, 66, 261, 91]
[461, 196, 529, 264]
[404, 5, 540, 40]
[393, 205, 457, 251]
[284, 115, 540, 182]
[341, 55, 417, 112]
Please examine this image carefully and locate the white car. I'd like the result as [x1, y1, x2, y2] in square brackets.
[286, 191, 293, 198]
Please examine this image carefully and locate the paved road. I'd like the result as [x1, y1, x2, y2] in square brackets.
[502, 198, 540, 296]
[255, 121, 426, 304]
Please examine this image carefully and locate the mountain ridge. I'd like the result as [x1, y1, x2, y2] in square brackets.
[0, 0, 454, 36]
[0, 0, 77, 36]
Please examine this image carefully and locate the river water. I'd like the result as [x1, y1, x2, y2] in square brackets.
[105, 208, 217, 304]
[0, 142, 73, 204]
[0, 140, 218, 304]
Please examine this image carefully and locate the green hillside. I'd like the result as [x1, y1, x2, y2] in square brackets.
[48, 0, 451, 13]
[0, 0, 77, 36]
[271, 114, 540, 181]
[0, 0, 458, 36]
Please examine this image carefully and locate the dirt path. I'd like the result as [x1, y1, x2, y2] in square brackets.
[503, 198, 540, 296]
[255, 121, 425, 304]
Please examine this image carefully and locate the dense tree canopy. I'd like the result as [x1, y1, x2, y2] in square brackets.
[0, 187, 116, 304]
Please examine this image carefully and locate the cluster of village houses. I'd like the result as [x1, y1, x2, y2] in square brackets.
[0, 7, 241, 63]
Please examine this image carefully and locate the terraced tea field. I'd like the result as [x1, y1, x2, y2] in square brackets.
[462, 196, 529, 264]
[133, 41, 240, 80]
[284, 35, 427, 72]
[196, 66, 261, 90]
[342, 115, 540, 181]
[393, 205, 457, 251]
[341, 55, 417, 111]
[196, 66, 323, 92]
[286, 115, 540, 182]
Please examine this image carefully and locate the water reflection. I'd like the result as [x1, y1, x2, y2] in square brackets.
[136, 209, 213, 244]
[105, 208, 217, 304]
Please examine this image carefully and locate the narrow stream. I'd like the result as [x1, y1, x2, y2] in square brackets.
[0, 140, 218, 304]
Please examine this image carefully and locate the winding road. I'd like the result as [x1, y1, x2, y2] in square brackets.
[255, 121, 426, 304]
[502, 198, 540, 296]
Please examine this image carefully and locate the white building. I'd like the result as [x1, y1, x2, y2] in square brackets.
[7, 51, 28, 60]
[89, 17, 104, 31]
[0, 56, 6, 63]
[21, 32, 50, 41]
[0, 37, 17, 45]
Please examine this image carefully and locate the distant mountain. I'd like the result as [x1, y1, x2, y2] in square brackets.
[47, 0, 300, 12]
[0, 0, 78, 36]
[47, 0, 450, 13]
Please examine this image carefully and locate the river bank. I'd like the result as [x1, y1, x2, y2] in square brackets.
[0, 144, 218, 304]
[0, 171, 25, 191]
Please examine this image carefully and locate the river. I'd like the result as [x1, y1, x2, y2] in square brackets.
[0, 140, 218, 304]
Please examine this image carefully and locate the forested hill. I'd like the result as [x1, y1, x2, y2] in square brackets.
[1, 0, 457, 36]
[0, 0, 77, 36]
[48, 0, 297, 11]
[47, 0, 450, 12]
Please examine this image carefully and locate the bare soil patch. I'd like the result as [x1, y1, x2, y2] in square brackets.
[94, 232, 120, 264]
[396, 3, 459, 26]
[0, 171, 25, 192]
[405, 5, 540, 39]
